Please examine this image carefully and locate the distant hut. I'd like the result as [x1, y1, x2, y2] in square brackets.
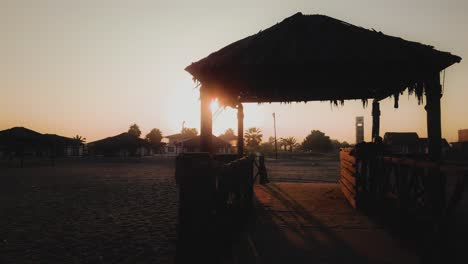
[0, 127, 83, 158]
[87, 133, 151, 157]
[43, 134, 84, 157]
[163, 134, 231, 155]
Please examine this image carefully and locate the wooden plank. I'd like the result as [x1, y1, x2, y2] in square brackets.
[340, 178, 356, 196]
[383, 156, 439, 170]
[340, 167, 356, 186]
[340, 181, 357, 209]
[341, 160, 356, 174]
[340, 151, 356, 164]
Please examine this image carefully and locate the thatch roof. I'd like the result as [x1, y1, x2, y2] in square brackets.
[186, 13, 461, 106]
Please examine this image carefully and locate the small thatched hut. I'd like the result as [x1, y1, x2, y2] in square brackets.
[185, 12, 461, 160]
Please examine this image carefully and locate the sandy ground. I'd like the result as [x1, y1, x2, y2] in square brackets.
[1, 155, 466, 263]
[0, 158, 178, 264]
[237, 183, 420, 264]
[266, 154, 340, 183]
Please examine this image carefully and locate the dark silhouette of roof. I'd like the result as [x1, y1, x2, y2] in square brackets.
[0, 127, 80, 146]
[0, 127, 43, 141]
[43, 134, 81, 145]
[186, 12, 461, 106]
[383, 132, 420, 145]
[88, 133, 149, 150]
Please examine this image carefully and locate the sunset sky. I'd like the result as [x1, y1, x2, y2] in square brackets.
[1, 0, 467, 143]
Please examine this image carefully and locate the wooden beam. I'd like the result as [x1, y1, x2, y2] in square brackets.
[237, 103, 244, 156]
[200, 86, 213, 153]
[372, 100, 381, 141]
[425, 73, 442, 161]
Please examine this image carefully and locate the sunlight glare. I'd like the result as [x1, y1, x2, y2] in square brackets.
[210, 98, 219, 113]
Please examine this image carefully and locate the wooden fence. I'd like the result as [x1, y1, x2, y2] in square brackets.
[340, 147, 468, 223]
[175, 153, 255, 263]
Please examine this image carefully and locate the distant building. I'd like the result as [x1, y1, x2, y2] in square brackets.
[383, 132, 450, 156]
[458, 129, 468, 142]
[356, 116, 364, 144]
[163, 133, 192, 155]
[0, 127, 84, 158]
[87, 133, 151, 157]
[163, 134, 231, 155]
[451, 129, 468, 159]
[218, 133, 238, 153]
[383, 132, 420, 154]
[418, 138, 451, 156]
[43, 134, 84, 157]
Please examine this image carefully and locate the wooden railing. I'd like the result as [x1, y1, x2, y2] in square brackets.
[340, 147, 468, 222]
[175, 153, 255, 262]
[340, 148, 358, 208]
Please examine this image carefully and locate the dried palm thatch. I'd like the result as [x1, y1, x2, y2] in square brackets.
[185, 13, 461, 107]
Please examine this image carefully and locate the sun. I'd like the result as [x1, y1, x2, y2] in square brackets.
[210, 98, 220, 113]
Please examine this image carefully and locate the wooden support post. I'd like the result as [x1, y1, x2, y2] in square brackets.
[200, 86, 212, 153]
[372, 100, 381, 141]
[237, 103, 244, 156]
[425, 73, 446, 258]
[425, 73, 442, 161]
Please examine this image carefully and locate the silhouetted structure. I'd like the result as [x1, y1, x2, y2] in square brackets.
[356, 116, 364, 144]
[451, 129, 468, 159]
[87, 133, 151, 157]
[183, 12, 462, 263]
[383, 132, 420, 154]
[218, 133, 238, 153]
[458, 129, 468, 142]
[164, 134, 231, 155]
[418, 137, 450, 156]
[0, 127, 83, 159]
[381, 132, 450, 156]
[185, 12, 460, 161]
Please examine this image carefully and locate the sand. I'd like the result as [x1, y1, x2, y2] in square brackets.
[0, 158, 178, 263]
[1, 155, 466, 263]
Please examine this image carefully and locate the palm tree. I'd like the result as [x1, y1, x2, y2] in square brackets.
[279, 138, 287, 151]
[282, 137, 297, 152]
[73, 135, 86, 144]
[245, 127, 263, 147]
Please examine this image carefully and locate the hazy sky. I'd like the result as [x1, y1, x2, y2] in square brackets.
[1, 0, 467, 143]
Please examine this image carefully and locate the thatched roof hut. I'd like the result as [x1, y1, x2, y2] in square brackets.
[186, 12, 461, 106]
[186, 12, 461, 159]
[0, 127, 83, 157]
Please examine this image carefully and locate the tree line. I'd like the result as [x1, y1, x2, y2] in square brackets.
[126, 123, 349, 153]
[126, 123, 200, 150]
[218, 127, 350, 153]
